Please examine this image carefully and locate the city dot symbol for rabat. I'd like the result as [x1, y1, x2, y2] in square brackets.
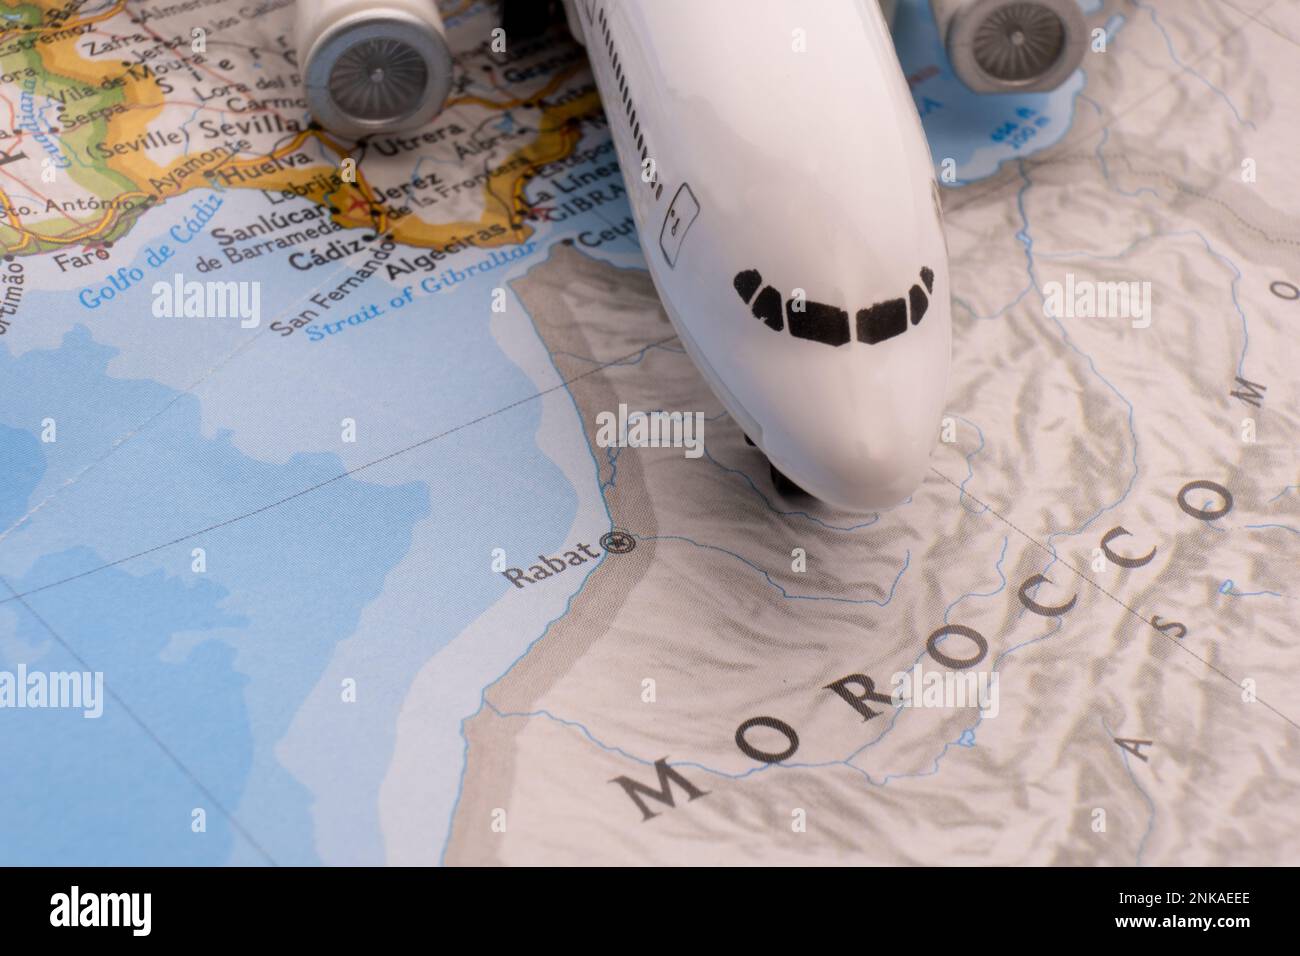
[600, 529, 636, 554]
[732, 267, 934, 347]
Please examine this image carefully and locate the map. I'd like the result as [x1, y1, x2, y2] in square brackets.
[0, 0, 1296, 866]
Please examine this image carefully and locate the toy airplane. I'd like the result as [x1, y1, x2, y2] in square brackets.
[295, 0, 1088, 509]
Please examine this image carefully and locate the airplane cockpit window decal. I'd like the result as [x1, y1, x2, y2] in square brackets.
[733, 267, 935, 347]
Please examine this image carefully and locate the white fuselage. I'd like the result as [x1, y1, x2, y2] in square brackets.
[565, 0, 952, 510]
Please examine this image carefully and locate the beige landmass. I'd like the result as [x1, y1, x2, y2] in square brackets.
[443, 0, 1299, 865]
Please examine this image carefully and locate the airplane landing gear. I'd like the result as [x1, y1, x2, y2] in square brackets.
[743, 432, 808, 497]
[769, 463, 809, 498]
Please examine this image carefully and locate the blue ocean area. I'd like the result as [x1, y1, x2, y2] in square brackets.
[0, 327, 434, 863]
[0, 159, 590, 860]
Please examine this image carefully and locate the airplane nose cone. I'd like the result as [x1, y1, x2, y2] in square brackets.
[828, 431, 929, 511]
[765, 394, 937, 511]
[753, 289, 951, 512]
